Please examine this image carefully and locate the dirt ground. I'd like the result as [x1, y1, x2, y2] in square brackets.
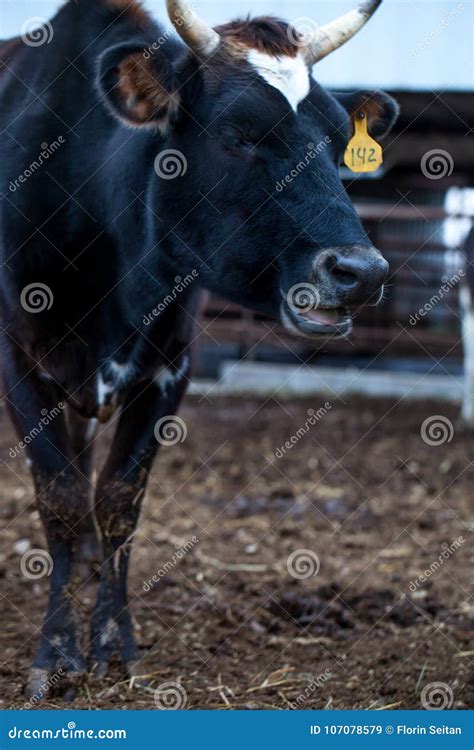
[0, 394, 472, 710]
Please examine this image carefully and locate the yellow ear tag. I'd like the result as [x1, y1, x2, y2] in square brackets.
[344, 112, 383, 173]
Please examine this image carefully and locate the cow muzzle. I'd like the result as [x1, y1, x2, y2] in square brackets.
[280, 246, 388, 340]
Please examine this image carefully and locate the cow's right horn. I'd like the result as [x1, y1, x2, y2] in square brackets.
[166, 0, 220, 57]
[302, 0, 382, 66]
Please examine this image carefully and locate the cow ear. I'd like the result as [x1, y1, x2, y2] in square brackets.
[97, 43, 180, 130]
[334, 91, 399, 139]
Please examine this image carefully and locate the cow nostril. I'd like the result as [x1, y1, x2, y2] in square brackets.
[324, 255, 358, 288]
[331, 266, 358, 287]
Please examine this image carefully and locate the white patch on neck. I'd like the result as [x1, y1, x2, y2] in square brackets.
[154, 356, 190, 396]
[247, 50, 310, 112]
[97, 374, 115, 406]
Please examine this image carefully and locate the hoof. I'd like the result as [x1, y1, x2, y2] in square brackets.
[90, 660, 110, 679]
[24, 662, 85, 704]
[24, 668, 51, 702]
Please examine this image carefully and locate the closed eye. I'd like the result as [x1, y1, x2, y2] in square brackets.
[218, 126, 260, 156]
[238, 134, 257, 148]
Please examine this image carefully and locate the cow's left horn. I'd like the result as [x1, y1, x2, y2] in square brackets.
[302, 0, 382, 66]
[166, 0, 220, 57]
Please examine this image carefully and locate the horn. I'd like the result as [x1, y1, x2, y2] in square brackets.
[166, 0, 220, 57]
[302, 0, 382, 66]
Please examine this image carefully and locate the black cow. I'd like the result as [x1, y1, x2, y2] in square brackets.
[0, 0, 398, 697]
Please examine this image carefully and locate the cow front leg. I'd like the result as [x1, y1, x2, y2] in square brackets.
[90, 366, 189, 677]
[66, 408, 101, 579]
[27, 475, 88, 697]
[2, 349, 88, 698]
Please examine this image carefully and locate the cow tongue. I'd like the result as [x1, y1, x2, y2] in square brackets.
[301, 308, 341, 325]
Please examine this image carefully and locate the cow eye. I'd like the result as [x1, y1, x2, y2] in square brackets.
[238, 134, 257, 148]
[219, 126, 258, 154]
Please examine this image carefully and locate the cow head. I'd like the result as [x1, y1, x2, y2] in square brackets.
[99, 0, 398, 339]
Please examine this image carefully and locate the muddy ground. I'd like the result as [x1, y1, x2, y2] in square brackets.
[0, 394, 472, 709]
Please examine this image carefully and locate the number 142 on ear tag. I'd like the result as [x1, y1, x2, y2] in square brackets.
[344, 112, 383, 173]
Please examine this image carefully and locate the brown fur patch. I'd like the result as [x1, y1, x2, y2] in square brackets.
[351, 94, 386, 131]
[216, 16, 300, 58]
[118, 53, 179, 124]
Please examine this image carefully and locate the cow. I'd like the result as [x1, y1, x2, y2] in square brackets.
[0, 0, 398, 698]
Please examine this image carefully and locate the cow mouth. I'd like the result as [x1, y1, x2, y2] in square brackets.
[280, 300, 352, 339]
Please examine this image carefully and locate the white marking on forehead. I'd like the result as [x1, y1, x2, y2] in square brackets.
[247, 50, 310, 112]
